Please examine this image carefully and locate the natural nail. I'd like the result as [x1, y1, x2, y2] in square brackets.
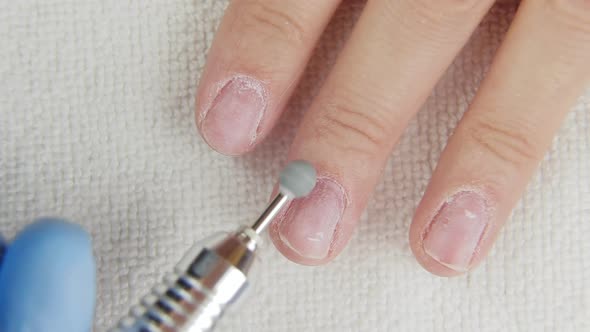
[423, 190, 490, 272]
[200, 75, 266, 155]
[278, 177, 347, 260]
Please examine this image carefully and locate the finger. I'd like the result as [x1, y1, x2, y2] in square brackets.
[269, 0, 495, 264]
[196, 0, 340, 155]
[410, 0, 590, 276]
[0, 219, 96, 332]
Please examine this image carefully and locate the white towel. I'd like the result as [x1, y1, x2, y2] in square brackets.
[1, 1, 588, 331]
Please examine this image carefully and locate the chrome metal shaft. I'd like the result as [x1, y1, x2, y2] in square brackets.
[250, 192, 289, 234]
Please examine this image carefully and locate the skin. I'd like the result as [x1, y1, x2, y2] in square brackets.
[195, 0, 590, 275]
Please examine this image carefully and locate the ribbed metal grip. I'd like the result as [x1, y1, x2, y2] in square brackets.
[112, 270, 223, 331]
[112, 231, 256, 332]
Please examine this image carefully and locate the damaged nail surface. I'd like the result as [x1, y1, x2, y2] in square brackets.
[200, 75, 267, 155]
[423, 190, 490, 272]
[278, 177, 347, 260]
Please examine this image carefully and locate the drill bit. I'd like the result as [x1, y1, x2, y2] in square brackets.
[112, 160, 317, 332]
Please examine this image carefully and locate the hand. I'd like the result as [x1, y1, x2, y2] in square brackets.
[0, 219, 95, 331]
[194, 1, 589, 275]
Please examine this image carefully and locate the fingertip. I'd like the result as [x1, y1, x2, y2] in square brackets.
[409, 190, 493, 278]
[197, 75, 267, 156]
[409, 229, 467, 278]
[0, 218, 96, 332]
[268, 176, 351, 266]
[269, 225, 333, 266]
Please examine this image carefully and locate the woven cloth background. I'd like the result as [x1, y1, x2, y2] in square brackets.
[1, 1, 588, 331]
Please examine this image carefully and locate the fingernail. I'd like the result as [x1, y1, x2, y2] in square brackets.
[423, 191, 490, 272]
[200, 75, 267, 155]
[278, 177, 347, 260]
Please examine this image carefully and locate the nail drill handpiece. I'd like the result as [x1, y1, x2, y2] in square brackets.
[111, 161, 317, 332]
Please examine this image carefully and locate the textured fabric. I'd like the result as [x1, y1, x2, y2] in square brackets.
[1, 1, 588, 331]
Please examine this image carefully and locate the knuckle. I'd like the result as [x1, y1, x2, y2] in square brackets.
[314, 95, 393, 158]
[466, 115, 543, 168]
[241, 0, 307, 47]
